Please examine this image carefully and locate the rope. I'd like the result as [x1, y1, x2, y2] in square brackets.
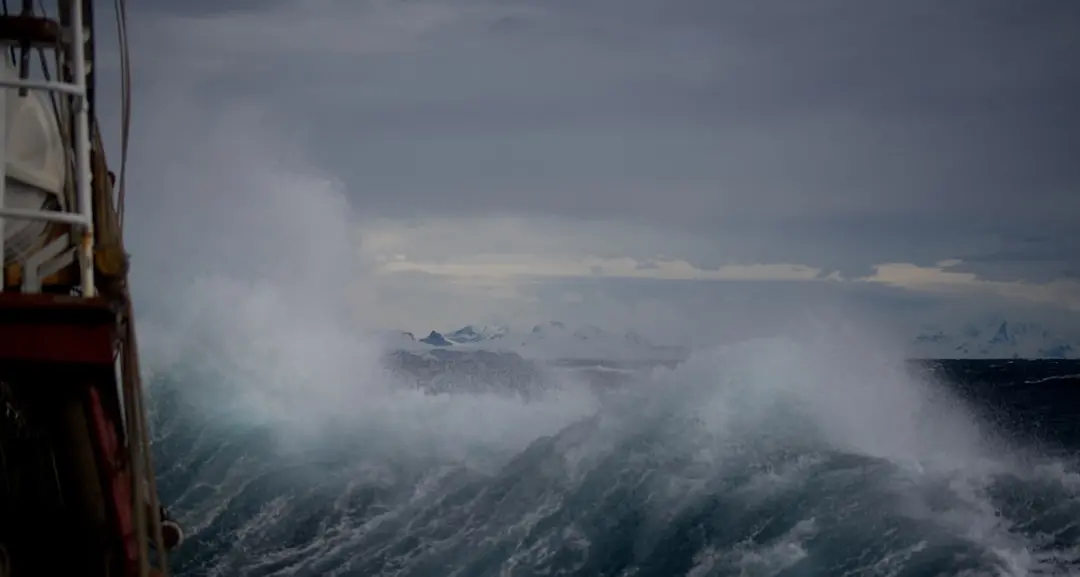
[110, 2, 168, 570]
[121, 295, 170, 577]
[114, 0, 131, 229]
[121, 307, 149, 577]
[110, 1, 168, 573]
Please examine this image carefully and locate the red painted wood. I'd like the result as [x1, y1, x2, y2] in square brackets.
[0, 293, 115, 319]
[0, 293, 115, 365]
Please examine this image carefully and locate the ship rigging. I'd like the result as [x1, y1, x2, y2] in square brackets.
[0, 0, 181, 575]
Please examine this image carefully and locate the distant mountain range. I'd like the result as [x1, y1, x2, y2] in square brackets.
[377, 321, 687, 362]
[374, 317, 1080, 361]
[909, 317, 1078, 359]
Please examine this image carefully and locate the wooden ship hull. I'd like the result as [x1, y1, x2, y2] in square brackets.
[0, 1, 180, 575]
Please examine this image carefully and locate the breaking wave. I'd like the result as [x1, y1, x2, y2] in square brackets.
[141, 284, 1080, 577]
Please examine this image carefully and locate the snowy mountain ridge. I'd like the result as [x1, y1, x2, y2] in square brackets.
[372, 321, 687, 362]
[908, 317, 1078, 359]
[372, 317, 1080, 360]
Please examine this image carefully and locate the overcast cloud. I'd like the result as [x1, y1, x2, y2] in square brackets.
[103, 0, 1080, 342]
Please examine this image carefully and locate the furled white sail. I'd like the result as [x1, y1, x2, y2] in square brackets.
[1, 55, 68, 263]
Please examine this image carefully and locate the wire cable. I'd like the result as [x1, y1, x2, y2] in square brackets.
[114, 0, 131, 229]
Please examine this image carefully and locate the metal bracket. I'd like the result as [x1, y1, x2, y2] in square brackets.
[22, 233, 74, 293]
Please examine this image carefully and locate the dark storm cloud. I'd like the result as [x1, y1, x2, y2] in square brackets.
[302, 1, 1078, 225]
[122, 0, 1079, 279]
[132, 0, 290, 17]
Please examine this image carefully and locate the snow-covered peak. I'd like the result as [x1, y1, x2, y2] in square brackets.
[420, 331, 453, 347]
[445, 324, 509, 344]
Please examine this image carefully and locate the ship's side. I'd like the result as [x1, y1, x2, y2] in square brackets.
[0, 1, 176, 576]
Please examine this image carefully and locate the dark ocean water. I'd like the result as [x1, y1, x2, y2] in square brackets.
[150, 350, 1080, 577]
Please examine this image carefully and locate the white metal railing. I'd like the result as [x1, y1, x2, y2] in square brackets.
[0, 0, 95, 297]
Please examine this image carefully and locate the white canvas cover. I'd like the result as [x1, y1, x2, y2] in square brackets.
[0, 56, 68, 263]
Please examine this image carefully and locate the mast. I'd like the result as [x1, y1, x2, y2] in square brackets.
[0, 1, 180, 575]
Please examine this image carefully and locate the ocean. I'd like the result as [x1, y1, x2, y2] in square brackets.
[149, 343, 1080, 577]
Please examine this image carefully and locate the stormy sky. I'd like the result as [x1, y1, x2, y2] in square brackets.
[104, 0, 1080, 343]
